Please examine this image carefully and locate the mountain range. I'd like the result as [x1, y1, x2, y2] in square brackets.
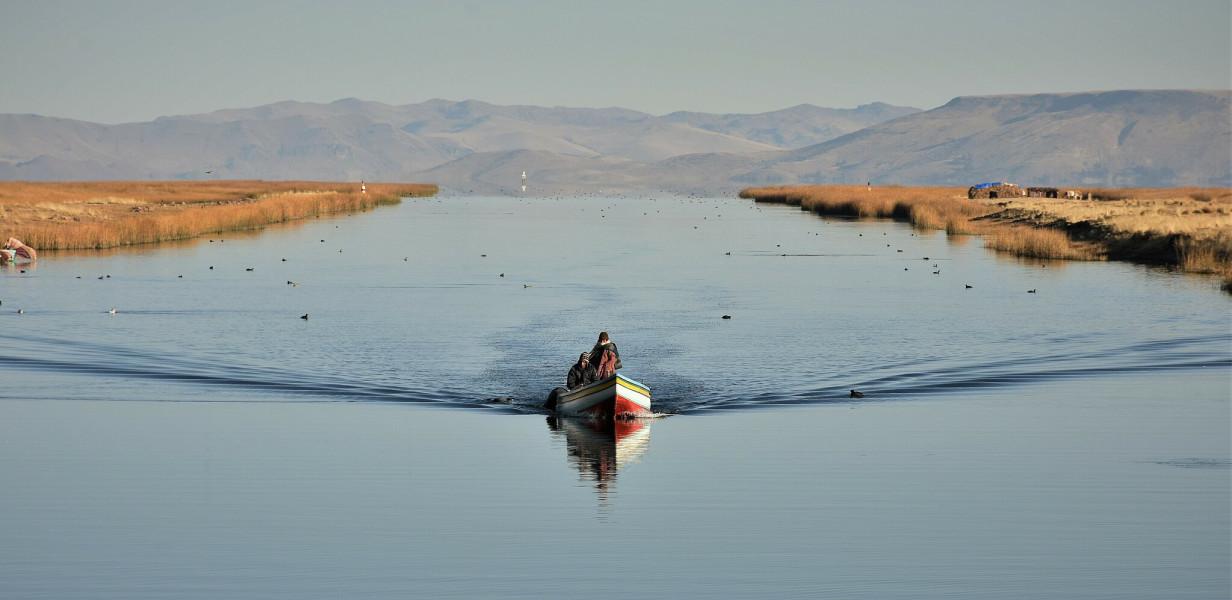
[0, 90, 1227, 193]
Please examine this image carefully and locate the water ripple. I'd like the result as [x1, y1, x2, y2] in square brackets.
[0, 331, 1227, 414]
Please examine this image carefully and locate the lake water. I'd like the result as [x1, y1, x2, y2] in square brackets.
[1, 195, 1229, 598]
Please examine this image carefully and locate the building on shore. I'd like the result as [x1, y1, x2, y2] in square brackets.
[1026, 186, 1060, 198]
[967, 182, 1023, 199]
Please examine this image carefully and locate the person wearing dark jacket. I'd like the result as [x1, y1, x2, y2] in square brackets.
[567, 352, 597, 390]
[546, 352, 597, 411]
[589, 331, 622, 374]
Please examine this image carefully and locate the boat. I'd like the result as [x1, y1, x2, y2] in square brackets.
[553, 373, 651, 419]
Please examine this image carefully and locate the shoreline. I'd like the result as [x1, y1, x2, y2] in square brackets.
[738, 185, 1232, 292]
[0, 180, 437, 251]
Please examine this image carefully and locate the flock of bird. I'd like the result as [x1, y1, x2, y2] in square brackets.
[3, 194, 1050, 400]
[4, 230, 352, 319]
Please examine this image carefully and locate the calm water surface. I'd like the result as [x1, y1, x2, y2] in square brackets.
[1, 195, 1228, 598]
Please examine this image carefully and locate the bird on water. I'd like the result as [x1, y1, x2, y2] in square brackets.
[849, 390, 865, 398]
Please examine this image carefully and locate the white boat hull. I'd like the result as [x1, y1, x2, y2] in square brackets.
[555, 373, 651, 418]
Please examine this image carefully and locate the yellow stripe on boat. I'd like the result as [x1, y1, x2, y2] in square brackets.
[560, 374, 651, 403]
[565, 377, 619, 401]
[616, 375, 650, 397]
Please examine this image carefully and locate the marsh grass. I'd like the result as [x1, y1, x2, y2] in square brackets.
[984, 227, 1098, 261]
[1083, 187, 1232, 202]
[741, 184, 1232, 282]
[0, 181, 436, 250]
[739, 185, 980, 228]
[1176, 235, 1232, 275]
[945, 217, 982, 236]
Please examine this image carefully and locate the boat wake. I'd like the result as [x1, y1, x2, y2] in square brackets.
[0, 331, 1227, 414]
[0, 332, 525, 411]
[672, 332, 1232, 412]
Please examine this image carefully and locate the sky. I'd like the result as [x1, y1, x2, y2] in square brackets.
[1, 0, 1229, 123]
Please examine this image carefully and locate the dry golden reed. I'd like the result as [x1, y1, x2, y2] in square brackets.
[1081, 187, 1232, 202]
[1176, 235, 1232, 275]
[0, 180, 436, 250]
[740, 185, 985, 230]
[983, 227, 1097, 261]
[741, 184, 1232, 284]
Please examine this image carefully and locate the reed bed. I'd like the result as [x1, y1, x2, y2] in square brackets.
[983, 227, 1097, 260]
[1176, 235, 1232, 275]
[739, 185, 980, 226]
[1081, 187, 1232, 202]
[741, 184, 1232, 287]
[0, 181, 436, 250]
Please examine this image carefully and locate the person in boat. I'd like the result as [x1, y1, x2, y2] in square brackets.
[545, 351, 600, 411]
[567, 352, 597, 390]
[590, 331, 621, 379]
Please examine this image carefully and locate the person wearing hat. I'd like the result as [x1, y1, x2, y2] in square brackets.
[567, 352, 597, 390]
[544, 352, 598, 411]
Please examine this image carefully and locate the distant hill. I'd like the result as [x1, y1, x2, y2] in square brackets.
[736, 90, 1232, 188]
[416, 149, 770, 196]
[0, 98, 916, 182]
[661, 102, 920, 148]
[1, 91, 1226, 191]
[415, 91, 1232, 194]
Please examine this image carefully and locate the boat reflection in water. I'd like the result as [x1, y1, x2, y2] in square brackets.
[547, 416, 652, 503]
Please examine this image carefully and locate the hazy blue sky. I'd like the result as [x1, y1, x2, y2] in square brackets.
[1, 0, 1229, 123]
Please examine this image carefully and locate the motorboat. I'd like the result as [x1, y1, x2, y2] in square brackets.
[553, 373, 651, 419]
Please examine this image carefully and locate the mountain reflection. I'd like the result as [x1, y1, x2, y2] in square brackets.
[547, 416, 652, 502]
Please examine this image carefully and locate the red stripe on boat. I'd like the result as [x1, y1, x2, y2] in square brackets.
[614, 395, 650, 417]
[579, 395, 650, 419]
